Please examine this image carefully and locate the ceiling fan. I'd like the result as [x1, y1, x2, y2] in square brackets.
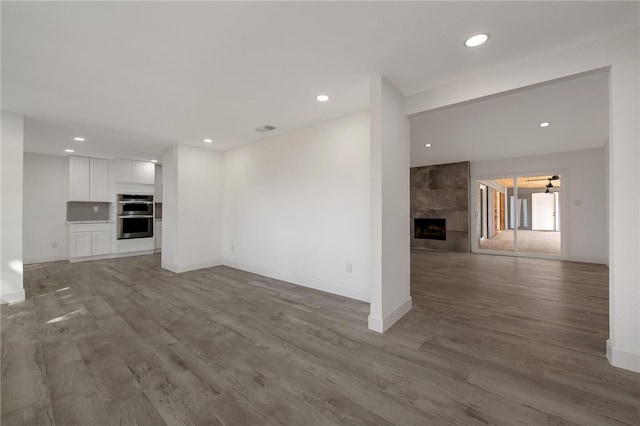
[545, 182, 554, 194]
[527, 175, 560, 182]
[526, 175, 560, 193]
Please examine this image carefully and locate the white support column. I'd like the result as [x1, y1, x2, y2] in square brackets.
[1, 111, 25, 304]
[606, 34, 640, 372]
[161, 144, 224, 274]
[369, 76, 412, 333]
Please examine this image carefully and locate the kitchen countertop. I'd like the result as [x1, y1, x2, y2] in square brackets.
[66, 220, 113, 224]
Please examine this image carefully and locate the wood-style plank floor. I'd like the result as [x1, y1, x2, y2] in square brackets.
[2, 250, 639, 425]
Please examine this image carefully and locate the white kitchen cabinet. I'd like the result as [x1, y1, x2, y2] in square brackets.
[115, 159, 155, 184]
[91, 230, 111, 256]
[90, 158, 110, 201]
[68, 156, 109, 202]
[115, 237, 154, 254]
[69, 156, 90, 201]
[136, 161, 155, 184]
[70, 231, 92, 258]
[68, 223, 111, 260]
[116, 159, 135, 183]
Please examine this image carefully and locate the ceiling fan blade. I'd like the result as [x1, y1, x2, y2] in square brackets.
[527, 175, 560, 182]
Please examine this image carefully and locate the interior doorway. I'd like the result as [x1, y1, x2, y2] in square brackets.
[532, 192, 557, 231]
[476, 174, 562, 257]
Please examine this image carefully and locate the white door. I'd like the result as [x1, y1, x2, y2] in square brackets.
[532, 193, 556, 231]
[91, 230, 111, 256]
[70, 232, 92, 258]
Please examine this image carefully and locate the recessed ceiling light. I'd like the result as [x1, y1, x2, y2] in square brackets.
[204, 138, 213, 143]
[539, 122, 551, 128]
[73, 137, 85, 142]
[425, 143, 432, 148]
[65, 149, 74, 153]
[464, 33, 490, 48]
[316, 94, 330, 102]
[151, 160, 158, 163]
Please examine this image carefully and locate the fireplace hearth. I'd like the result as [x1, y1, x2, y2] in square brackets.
[414, 218, 446, 240]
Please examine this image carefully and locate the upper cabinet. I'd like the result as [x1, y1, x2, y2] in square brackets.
[90, 158, 110, 201]
[69, 156, 90, 201]
[115, 159, 155, 184]
[116, 159, 135, 183]
[136, 161, 155, 184]
[68, 156, 110, 202]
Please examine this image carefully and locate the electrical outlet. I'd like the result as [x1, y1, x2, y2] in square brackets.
[346, 263, 352, 273]
[51, 242, 58, 248]
[93, 206, 99, 212]
[231, 245, 235, 252]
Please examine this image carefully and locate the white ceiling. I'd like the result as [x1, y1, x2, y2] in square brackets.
[410, 69, 610, 167]
[2, 2, 638, 161]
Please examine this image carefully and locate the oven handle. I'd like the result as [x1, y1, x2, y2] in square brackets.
[118, 215, 154, 218]
[118, 201, 153, 204]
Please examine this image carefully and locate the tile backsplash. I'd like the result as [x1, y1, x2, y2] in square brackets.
[67, 202, 110, 221]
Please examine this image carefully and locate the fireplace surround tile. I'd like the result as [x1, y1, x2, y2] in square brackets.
[410, 161, 470, 252]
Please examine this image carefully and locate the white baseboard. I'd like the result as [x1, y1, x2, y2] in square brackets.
[69, 254, 114, 263]
[111, 250, 155, 259]
[223, 260, 370, 302]
[607, 339, 640, 373]
[23, 255, 67, 265]
[368, 297, 413, 333]
[569, 256, 608, 265]
[0, 289, 26, 305]
[162, 259, 223, 274]
[70, 250, 156, 263]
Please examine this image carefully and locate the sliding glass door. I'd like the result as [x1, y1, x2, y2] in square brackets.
[476, 174, 562, 257]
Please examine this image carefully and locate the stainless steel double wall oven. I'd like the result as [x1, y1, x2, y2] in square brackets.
[117, 194, 154, 239]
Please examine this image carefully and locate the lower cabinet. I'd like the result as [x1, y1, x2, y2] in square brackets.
[69, 223, 111, 260]
[70, 231, 92, 258]
[92, 230, 111, 256]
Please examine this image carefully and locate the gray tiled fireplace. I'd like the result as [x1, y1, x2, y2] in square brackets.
[410, 161, 470, 252]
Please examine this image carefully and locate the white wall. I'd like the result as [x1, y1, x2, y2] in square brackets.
[23, 152, 68, 264]
[471, 148, 607, 264]
[603, 139, 609, 266]
[161, 144, 223, 273]
[406, 29, 639, 372]
[161, 146, 178, 268]
[368, 76, 412, 332]
[1, 111, 25, 304]
[223, 110, 371, 302]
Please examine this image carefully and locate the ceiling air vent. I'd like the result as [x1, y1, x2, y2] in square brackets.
[255, 124, 277, 133]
